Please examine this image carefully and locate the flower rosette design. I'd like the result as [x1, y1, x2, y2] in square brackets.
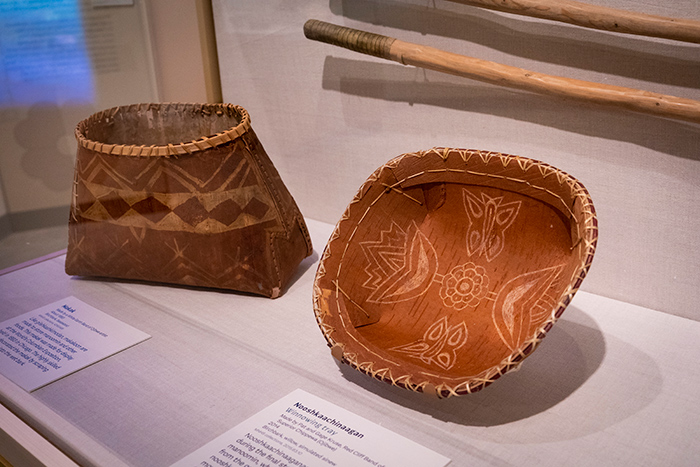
[440, 262, 489, 310]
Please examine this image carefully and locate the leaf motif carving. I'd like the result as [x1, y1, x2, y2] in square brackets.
[492, 265, 564, 351]
[390, 317, 468, 370]
[361, 222, 438, 303]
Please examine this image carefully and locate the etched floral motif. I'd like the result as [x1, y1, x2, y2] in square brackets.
[439, 262, 489, 310]
[360, 221, 438, 304]
[463, 189, 521, 262]
[390, 316, 468, 370]
[492, 265, 563, 351]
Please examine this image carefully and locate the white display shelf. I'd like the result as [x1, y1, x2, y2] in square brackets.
[0, 219, 698, 466]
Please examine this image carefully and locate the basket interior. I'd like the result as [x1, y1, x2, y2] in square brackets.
[324, 179, 586, 380]
[80, 104, 243, 147]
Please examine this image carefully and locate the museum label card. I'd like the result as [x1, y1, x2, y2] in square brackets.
[0, 296, 150, 391]
[171, 388, 451, 467]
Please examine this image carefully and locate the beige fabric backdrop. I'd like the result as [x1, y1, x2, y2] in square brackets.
[212, 0, 700, 319]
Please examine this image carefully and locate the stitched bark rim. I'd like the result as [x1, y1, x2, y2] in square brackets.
[75, 103, 250, 157]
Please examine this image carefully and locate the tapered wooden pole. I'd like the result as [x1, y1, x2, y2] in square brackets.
[449, 0, 700, 44]
[304, 20, 700, 124]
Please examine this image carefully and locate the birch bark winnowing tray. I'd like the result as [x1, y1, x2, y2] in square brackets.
[313, 148, 597, 397]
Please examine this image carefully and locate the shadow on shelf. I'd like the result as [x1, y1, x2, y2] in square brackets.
[336, 305, 662, 440]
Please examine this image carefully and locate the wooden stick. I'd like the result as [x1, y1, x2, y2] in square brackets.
[304, 20, 700, 124]
[448, 0, 700, 44]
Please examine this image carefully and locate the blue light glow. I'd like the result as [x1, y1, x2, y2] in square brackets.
[0, 0, 95, 106]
